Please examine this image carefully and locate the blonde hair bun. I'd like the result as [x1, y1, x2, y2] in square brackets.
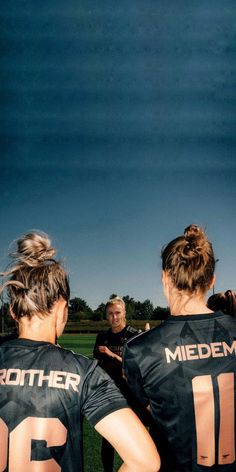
[11, 232, 56, 267]
[1, 231, 69, 319]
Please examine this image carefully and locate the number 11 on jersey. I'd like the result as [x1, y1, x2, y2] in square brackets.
[192, 373, 235, 467]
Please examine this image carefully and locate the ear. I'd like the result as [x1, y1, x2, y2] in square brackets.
[209, 275, 216, 290]
[162, 270, 170, 288]
[162, 270, 171, 301]
[54, 298, 68, 338]
[9, 305, 16, 320]
[9, 306, 19, 326]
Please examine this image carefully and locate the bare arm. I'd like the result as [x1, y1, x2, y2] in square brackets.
[98, 345, 122, 362]
[95, 408, 160, 472]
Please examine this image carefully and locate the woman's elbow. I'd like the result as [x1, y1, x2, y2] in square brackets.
[125, 446, 161, 472]
[137, 451, 161, 472]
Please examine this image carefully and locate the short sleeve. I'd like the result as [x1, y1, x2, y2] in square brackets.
[81, 363, 128, 426]
[93, 332, 106, 360]
[123, 342, 149, 407]
[92, 332, 101, 359]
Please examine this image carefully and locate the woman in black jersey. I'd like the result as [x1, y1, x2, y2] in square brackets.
[93, 296, 141, 472]
[0, 231, 160, 472]
[124, 224, 236, 472]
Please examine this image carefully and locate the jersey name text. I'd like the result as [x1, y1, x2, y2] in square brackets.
[0, 368, 81, 391]
[165, 341, 236, 363]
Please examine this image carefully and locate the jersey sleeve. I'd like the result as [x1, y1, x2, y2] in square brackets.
[93, 332, 104, 360]
[123, 342, 149, 407]
[125, 326, 141, 341]
[81, 363, 128, 426]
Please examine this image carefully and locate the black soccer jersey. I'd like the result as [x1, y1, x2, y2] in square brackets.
[123, 311, 236, 472]
[93, 325, 140, 394]
[93, 326, 139, 379]
[0, 338, 128, 471]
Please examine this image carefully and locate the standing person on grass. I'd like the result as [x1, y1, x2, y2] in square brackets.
[124, 224, 236, 472]
[93, 296, 141, 472]
[0, 232, 160, 472]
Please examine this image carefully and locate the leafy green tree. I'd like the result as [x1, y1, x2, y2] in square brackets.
[92, 311, 103, 321]
[133, 299, 153, 320]
[0, 303, 15, 332]
[141, 299, 154, 320]
[69, 297, 93, 320]
[133, 301, 143, 320]
[93, 303, 106, 321]
[70, 297, 88, 312]
[123, 295, 136, 320]
[152, 306, 170, 320]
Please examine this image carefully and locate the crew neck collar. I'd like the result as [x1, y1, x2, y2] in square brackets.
[2, 338, 54, 347]
[166, 311, 224, 322]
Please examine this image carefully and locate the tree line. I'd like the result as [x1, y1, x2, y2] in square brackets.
[0, 295, 170, 332]
[69, 294, 170, 321]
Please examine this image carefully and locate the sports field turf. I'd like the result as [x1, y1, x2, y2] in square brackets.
[59, 333, 96, 357]
[59, 333, 122, 471]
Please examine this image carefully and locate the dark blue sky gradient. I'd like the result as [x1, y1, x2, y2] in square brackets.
[1, 1, 235, 308]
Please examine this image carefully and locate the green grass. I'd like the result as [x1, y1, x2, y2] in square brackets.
[59, 333, 96, 357]
[59, 333, 122, 471]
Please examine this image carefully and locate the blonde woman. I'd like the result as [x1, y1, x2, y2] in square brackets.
[0, 231, 160, 472]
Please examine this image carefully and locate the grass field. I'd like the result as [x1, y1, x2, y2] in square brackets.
[59, 333, 96, 357]
[59, 333, 122, 471]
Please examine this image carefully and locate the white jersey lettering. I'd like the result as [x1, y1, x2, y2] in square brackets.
[165, 341, 236, 363]
[0, 369, 80, 391]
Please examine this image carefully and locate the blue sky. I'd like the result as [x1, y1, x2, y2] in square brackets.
[1, 1, 235, 309]
[0, 165, 235, 309]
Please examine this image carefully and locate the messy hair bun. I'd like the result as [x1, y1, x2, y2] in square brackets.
[162, 224, 215, 293]
[184, 224, 206, 246]
[180, 224, 210, 263]
[10, 232, 56, 268]
[0, 231, 70, 319]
